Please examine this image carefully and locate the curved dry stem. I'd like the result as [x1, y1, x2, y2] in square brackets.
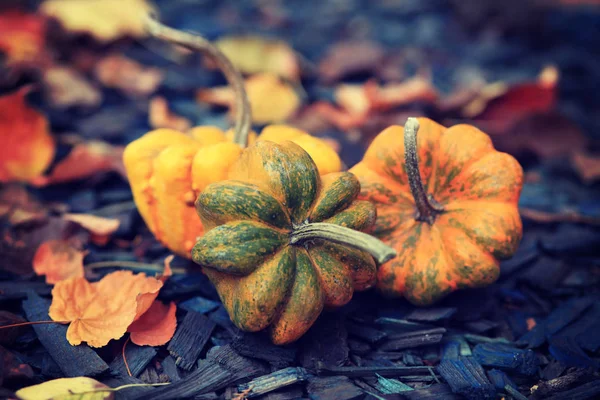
[404, 117, 444, 224]
[290, 222, 396, 264]
[145, 16, 251, 146]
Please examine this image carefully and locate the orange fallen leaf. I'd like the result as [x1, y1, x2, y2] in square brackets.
[33, 240, 85, 284]
[49, 259, 172, 347]
[571, 150, 600, 183]
[148, 96, 192, 131]
[39, 0, 155, 43]
[310, 76, 438, 132]
[42, 65, 102, 109]
[49, 276, 138, 347]
[0, 10, 47, 67]
[31, 140, 125, 186]
[95, 270, 162, 321]
[128, 300, 177, 346]
[197, 73, 301, 124]
[0, 87, 55, 183]
[364, 77, 439, 111]
[95, 54, 164, 97]
[63, 213, 120, 246]
[211, 36, 300, 81]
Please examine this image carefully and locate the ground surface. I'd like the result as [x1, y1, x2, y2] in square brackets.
[1, 0, 600, 399]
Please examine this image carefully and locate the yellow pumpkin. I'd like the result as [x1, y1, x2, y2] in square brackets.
[123, 125, 342, 257]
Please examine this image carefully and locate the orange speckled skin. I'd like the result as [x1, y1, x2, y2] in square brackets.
[123, 125, 342, 258]
[350, 118, 523, 305]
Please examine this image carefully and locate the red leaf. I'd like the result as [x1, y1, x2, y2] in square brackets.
[128, 300, 177, 346]
[32, 140, 125, 186]
[0, 87, 55, 183]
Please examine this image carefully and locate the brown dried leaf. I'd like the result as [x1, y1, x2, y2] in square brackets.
[571, 150, 600, 183]
[94, 54, 164, 97]
[148, 96, 192, 131]
[33, 239, 85, 284]
[319, 40, 386, 83]
[43, 65, 102, 108]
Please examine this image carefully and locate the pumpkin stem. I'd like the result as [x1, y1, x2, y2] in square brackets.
[404, 117, 444, 224]
[145, 16, 252, 147]
[290, 222, 397, 264]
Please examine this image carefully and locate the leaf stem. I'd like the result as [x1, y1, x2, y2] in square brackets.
[144, 16, 251, 147]
[0, 320, 68, 329]
[403, 117, 444, 224]
[290, 222, 396, 264]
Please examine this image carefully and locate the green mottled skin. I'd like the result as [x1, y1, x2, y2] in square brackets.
[192, 141, 379, 344]
[310, 172, 360, 222]
[197, 180, 291, 230]
[192, 221, 287, 275]
[323, 201, 376, 232]
[260, 142, 319, 224]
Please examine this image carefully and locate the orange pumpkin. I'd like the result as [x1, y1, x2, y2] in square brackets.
[350, 117, 523, 305]
[124, 18, 342, 257]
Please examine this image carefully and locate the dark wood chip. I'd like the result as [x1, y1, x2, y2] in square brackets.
[22, 293, 109, 377]
[405, 308, 456, 322]
[231, 332, 297, 368]
[160, 355, 181, 382]
[347, 323, 388, 344]
[167, 311, 215, 370]
[135, 345, 266, 400]
[307, 376, 364, 400]
[472, 343, 539, 375]
[379, 328, 446, 351]
[236, 367, 309, 398]
[301, 313, 349, 370]
[437, 356, 496, 400]
[109, 343, 156, 378]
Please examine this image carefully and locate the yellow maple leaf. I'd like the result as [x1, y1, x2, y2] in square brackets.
[39, 0, 155, 43]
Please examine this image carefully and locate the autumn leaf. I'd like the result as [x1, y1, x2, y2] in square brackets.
[39, 0, 155, 43]
[15, 377, 113, 400]
[94, 54, 164, 97]
[0, 10, 47, 67]
[31, 140, 126, 186]
[319, 40, 386, 83]
[128, 300, 177, 346]
[148, 96, 192, 131]
[211, 36, 300, 81]
[0, 87, 55, 183]
[197, 73, 301, 124]
[49, 276, 137, 347]
[49, 258, 172, 347]
[42, 65, 102, 109]
[463, 65, 559, 132]
[33, 240, 85, 284]
[571, 150, 600, 183]
[63, 213, 120, 246]
[94, 270, 163, 320]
